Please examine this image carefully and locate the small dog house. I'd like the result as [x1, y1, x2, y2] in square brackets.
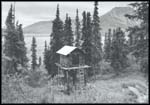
[55, 45, 90, 94]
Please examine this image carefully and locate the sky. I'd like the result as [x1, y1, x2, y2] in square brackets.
[2, 1, 133, 28]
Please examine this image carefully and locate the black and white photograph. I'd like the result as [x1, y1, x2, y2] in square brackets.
[1, 1, 149, 103]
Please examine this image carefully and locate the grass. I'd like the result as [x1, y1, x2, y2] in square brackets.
[2, 69, 148, 103]
[2, 59, 148, 103]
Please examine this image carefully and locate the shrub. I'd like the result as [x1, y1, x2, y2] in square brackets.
[140, 57, 148, 75]
[98, 60, 113, 75]
[26, 70, 42, 87]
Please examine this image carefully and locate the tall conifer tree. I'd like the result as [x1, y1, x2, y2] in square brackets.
[104, 29, 112, 61]
[110, 28, 128, 75]
[125, 2, 148, 58]
[75, 9, 81, 47]
[63, 14, 73, 46]
[46, 4, 64, 76]
[16, 24, 28, 67]
[38, 56, 41, 66]
[82, 12, 93, 76]
[31, 36, 37, 71]
[63, 13, 69, 45]
[91, 1, 102, 74]
[125, 1, 149, 74]
[81, 11, 87, 41]
[104, 32, 108, 59]
[4, 4, 15, 58]
[68, 17, 74, 45]
[92, 2, 102, 62]
[43, 40, 47, 67]
[3, 4, 28, 73]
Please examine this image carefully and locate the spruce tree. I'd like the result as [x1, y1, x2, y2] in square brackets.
[16, 24, 28, 67]
[81, 11, 87, 40]
[4, 4, 15, 58]
[125, 1, 148, 58]
[38, 56, 41, 66]
[3, 4, 15, 73]
[112, 29, 116, 42]
[43, 40, 47, 67]
[75, 9, 81, 47]
[82, 12, 93, 76]
[125, 1, 148, 74]
[104, 29, 112, 62]
[110, 28, 128, 75]
[44, 41, 50, 71]
[63, 14, 73, 46]
[3, 4, 22, 73]
[104, 32, 108, 59]
[68, 17, 74, 45]
[63, 13, 69, 45]
[31, 36, 37, 71]
[91, 1, 102, 74]
[46, 4, 64, 76]
[91, 2, 102, 62]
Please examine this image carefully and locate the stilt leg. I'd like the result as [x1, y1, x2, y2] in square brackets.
[66, 71, 70, 95]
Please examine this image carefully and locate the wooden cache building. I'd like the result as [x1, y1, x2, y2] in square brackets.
[55, 45, 90, 94]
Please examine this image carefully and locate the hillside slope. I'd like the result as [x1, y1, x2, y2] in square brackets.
[100, 7, 139, 34]
[23, 21, 53, 34]
[23, 7, 139, 36]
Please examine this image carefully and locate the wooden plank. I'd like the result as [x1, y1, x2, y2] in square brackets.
[55, 63, 91, 71]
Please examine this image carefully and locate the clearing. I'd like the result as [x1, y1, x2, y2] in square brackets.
[2, 67, 148, 103]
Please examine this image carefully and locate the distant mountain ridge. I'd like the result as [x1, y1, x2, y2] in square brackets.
[100, 7, 139, 34]
[23, 7, 140, 36]
[23, 21, 53, 35]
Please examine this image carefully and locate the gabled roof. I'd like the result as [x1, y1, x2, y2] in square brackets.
[56, 45, 77, 56]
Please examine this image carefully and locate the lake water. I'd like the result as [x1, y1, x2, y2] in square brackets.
[25, 36, 50, 62]
[2, 36, 50, 63]
[2, 35, 105, 63]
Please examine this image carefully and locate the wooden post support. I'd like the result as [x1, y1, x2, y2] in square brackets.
[84, 69, 87, 86]
[55, 63, 91, 94]
[74, 69, 77, 90]
[66, 70, 69, 94]
[57, 66, 59, 86]
[94, 67, 96, 80]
